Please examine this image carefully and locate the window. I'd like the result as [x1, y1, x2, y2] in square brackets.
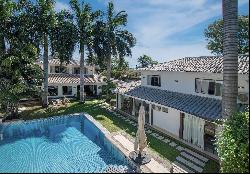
[48, 86, 58, 96]
[208, 81, 215, 95]
[195, 78, 222, 96]
[60, 66, 68, 73]
[152, 104, 155, 110]
[50, 66, 55, 73]
[74, 67, 80, 74]
[62, 86, 72, 95]
[147, 75, 161, 87]
[162, 107, 168, 113]
[152, 104, 161, 111]
[55, 66, 60, 73]
[55, 66, 68, 73]
[155, 106, 161, 111]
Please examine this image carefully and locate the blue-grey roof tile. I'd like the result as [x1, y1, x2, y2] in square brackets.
[125, 86, 222, 121]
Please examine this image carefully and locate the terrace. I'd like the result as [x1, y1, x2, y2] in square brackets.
[5, 99, 220, 173]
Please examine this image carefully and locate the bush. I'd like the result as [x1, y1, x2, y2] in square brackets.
[216, 111, 249, 173]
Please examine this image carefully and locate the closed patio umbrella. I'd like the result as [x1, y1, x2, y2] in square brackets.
[129, 105, 151, 165]
[134, 105, 147, 154]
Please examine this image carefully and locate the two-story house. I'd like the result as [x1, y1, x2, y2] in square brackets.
[115, 55, 249, 157]
[37, 59, 106, 98]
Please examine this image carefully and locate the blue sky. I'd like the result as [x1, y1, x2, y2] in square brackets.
[55, 0, 249, 68]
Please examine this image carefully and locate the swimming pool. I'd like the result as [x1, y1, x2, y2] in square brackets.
[0, 114, 135, 173]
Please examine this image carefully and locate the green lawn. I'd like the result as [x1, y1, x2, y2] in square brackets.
[18, 99, 220, 173]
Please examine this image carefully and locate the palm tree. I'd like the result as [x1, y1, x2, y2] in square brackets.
[50, 10, 78, 65]
[93, 2, 136, 101]
[222, 0, 239, 119]
[31, 0, 55, 107]
[106, 2, 135, 81]
[70, 0, 100, 103]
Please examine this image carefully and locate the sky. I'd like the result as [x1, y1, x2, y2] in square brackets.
[55, 0, 249, 68]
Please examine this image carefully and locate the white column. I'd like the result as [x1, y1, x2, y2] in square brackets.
[149, 104, 152, 125]
[132, 98, 135, 116]
[118, 94, 122, 109]
[58, 85, 63, 97]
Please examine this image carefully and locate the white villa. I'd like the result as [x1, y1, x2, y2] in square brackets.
[37, 59, 106, 98]
[115, 55, 249, 157]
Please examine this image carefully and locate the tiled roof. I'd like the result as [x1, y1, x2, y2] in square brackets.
[48, 74, 104, 84]
[37, 59, 80, 66]
[125, 86, 222, 121]
[140, 55, 249, 74]
[115, 80, 141, 94]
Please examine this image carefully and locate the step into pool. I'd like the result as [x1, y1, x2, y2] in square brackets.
[0, 114, 135, 173]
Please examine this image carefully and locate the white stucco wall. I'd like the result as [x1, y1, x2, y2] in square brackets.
[153, 107, 180, 137]
[141, 71, 249, 100]
[47, 84, 78, 98]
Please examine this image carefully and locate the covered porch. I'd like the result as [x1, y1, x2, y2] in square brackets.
[115, 86, 221, 157]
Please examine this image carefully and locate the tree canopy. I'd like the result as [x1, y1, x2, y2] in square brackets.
[137, 54, 158, 68]
[50, 10, 78, 64]
[204, 15, 249, 55]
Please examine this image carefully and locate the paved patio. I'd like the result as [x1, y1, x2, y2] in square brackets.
[112, 134, 170, 173]
[99, 102, 211, 173]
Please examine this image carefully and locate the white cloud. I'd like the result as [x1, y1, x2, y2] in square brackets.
[94, 0, 249, 67]
[55, 1, 70, 12]
[126, 41, 212, 68]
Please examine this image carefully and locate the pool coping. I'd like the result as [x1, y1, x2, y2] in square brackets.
[82, 112, 171, 173]
[82, 112, 143, 173]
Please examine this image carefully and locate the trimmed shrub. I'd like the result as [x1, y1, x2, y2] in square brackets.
[216, 111, 249, 173]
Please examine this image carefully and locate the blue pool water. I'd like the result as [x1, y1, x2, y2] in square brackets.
[0, 115, 134, 173]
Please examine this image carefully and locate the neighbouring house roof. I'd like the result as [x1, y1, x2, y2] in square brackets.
[37, 58, 80, 66]
[48, 74, 104, 84]
[140, 55, 249, 74]
[115, 80, 141, 94]
[124, 86, 222, 121]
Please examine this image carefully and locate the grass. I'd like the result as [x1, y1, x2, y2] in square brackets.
[16, 99, 219, 172]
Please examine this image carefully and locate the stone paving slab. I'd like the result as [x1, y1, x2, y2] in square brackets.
[176, 146, 185, 151]
[156, 136, 164, 140]
[163, 139, 171, 144]
[113, 134, 170, 173]
[132, 123, 137, 126]
[169, 142, 177, 147]
[181, 152, 205, 167]
[172, 161, 195, 173]
[129, 121, 134, 124]
[145, 158, 170, 173]
[176, 156, 203, 173]
[184, 148, 209, 162]
[151, 132, 159, 137]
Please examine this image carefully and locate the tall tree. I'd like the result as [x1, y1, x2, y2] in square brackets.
[93, 2, 135, 101]
[70, 0, 100, 103]
[31, 0, 55, 107]
[50, 10, 78, 65]
[105, 2, 135, 81]
[222, 0, 238, 119]
[137, 54, 158, 68]
[0, 44, 43, 118]
[205, 15, 249, 55]
[0, 0, 43, 118]
[0, 0, 16, 54]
